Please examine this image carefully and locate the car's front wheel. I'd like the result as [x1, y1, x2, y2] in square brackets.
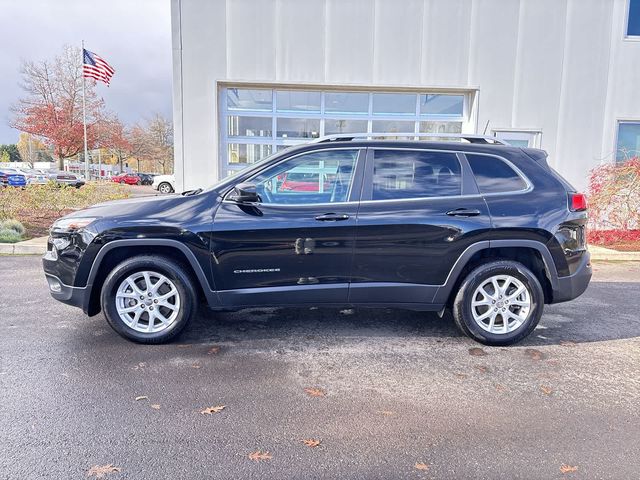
[452, 260, 544, 346]
[158, 182, 173, 194]
[101, 255, 197, 344]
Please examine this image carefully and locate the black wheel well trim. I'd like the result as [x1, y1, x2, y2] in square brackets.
[432, 239, 559, 304]
[83, 239, 221, 307]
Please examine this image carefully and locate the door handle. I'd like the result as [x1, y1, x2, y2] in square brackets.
[446, 208, 481, 217]
[315, 213, 350, 221]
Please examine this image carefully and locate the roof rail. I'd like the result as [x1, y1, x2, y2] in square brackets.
[310, 133, 511, 146]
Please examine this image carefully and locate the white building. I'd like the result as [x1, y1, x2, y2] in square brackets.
[171, 0, 640, 192]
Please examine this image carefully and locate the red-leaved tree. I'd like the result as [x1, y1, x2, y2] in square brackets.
[11, 45, 106, 169]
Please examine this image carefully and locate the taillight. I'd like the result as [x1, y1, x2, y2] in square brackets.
[569, 192, 587, 212]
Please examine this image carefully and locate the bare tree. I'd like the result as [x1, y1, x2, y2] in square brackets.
[146, 113, 174, 174]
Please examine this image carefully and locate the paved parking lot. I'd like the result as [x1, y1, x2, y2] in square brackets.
[1, 257, 639, 479]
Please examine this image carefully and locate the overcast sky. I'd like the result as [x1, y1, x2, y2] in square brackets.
[0, 0, 172, 144]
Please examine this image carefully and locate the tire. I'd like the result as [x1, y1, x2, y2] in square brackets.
[452, 260, 544, 346]
[158, 182, 173, 194]
[100, 255, 197, 344]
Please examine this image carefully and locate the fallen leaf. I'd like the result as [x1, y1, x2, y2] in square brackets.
[475, 365, 489, 373]
[302, 439, 321, 448]
[378, 410, 395, 416]
[87, 464, 121, 478]
[560, 341, 576, 347]
[415, 462, 430, 471]
[200, 405, 226, 415]
[131, 362, 146, 371]
[207, 346, 221, 355]
[134, 396, 148, 401]
[560, 464, 578, 474]
[304, 387, 326, 397]
[525, 348, 545, 361]
[150, 404, 161, 410]
[495, 384, 507, 392]
[248, 450, 272, 462]
[191, 363, 201, 369]
[177, 344, 192, 349]
[455, 373, 468, 379]
[468, 347, 487, 357]
[540, 385, 553, 395]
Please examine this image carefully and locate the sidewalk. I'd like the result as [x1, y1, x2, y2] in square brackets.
[1, 237, 640, 261]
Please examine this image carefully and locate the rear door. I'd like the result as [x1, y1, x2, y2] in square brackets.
[350, 147, 492, 306]
[211, 147, 365, 307]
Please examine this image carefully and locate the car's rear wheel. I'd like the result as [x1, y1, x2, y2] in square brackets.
[158, 182, 173, 194]
[452, 260, 544, 346]
[101, 255, 197, 344]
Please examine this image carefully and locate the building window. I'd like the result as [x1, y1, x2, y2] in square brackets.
[627, 0, 640, 36]
[219, 87, 471, 176]
[617, 122, 640, 161]
[492, 130, 542, 148]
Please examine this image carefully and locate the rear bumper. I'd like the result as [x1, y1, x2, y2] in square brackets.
[44, 273, 90, 314]
[551, 251, 592, 303]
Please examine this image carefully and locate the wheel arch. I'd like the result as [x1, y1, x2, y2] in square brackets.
[84, 239, 220, 316]
[433, 240, 558, 306]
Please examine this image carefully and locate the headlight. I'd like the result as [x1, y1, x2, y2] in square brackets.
[51, 217, 98, 233]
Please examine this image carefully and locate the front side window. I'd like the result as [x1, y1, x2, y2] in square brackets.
[250, 149, 359, 205]
[616, 122, 640, 161]
[372, 150, 462, 200]
[628, 0, 640, 36]
[466, 154, 527, 193]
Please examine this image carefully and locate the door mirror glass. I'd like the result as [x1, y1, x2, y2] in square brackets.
[227, 182, 261, 203]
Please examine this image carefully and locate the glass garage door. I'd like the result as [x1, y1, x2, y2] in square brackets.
[219, 87, 469, 176]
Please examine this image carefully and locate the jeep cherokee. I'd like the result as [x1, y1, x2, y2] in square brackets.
[43, 134, 591, 346]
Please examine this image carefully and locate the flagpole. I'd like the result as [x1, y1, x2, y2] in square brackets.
[81, 40, 90, 180]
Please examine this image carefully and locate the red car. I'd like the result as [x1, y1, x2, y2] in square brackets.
[279, 172, 332, 192]
[112, 173, 141, 185]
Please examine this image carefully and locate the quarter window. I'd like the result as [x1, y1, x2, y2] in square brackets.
[372, 150, 462, 200]
[250, 149, 359, 205]
[466, 154, 527, 193]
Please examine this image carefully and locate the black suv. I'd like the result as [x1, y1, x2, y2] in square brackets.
[43, 135, 591, 346]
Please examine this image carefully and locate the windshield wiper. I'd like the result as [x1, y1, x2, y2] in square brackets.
[181, 188, 203, 196]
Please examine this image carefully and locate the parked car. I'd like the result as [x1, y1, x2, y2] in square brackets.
[152, 174, 175, 194]
[43, 134, 591, 346]
[26, 172, 50, 185]
[0, 168, 27, 187]
[112, 173, 141, 185]
[49, 172, 85, 188]
[137, 173, 154, 185]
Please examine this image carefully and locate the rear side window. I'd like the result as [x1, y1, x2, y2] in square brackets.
[372, 150, 462, 200]
[466, 154, 527, 193]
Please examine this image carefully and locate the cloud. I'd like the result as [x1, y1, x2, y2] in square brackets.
[0, 0, 172, 144]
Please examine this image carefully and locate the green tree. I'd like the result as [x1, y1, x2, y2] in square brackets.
[0, 144, 22, 162]
[0, 150, 10, 163]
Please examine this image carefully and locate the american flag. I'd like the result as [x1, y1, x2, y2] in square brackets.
[83, 49, 115, 86]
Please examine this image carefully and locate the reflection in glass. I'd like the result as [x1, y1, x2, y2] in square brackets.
[324, 92, 369, 114]
[228, 116, 272, 137]
[277, 118, 320, 138]
[419, 121, 462, 134]
[420, 94, 464, 116]
[372, 93, 416, 115]
[372, 120, 415, 136]
[227, 89, 272, 110]
[324, 119, 368, 134]
[228, 143, 273, 164]
[616, 122, 640, 161]
[276, 90, 321, 112]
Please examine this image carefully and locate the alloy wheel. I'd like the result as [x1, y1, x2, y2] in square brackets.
[470, 274, 531, 334]
[115, 271, 181, 333]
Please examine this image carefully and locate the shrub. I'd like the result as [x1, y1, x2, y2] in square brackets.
[587, 158, 640, 231]
[0, 218, 26, 236]
[587, 229, 640, 245]
[0, 228, 22, 243]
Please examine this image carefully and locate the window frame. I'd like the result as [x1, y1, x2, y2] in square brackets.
[222, 147, 366, 207]
[615, 119, 640, 162]
[625, 0, 640, 40]
[218, 86, 473, 177]
[492, 129, 542, 148]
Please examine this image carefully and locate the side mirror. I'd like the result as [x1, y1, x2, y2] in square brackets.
[227, 182, 261, 203]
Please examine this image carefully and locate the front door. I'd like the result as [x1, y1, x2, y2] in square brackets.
[211, 148, 365, 307]
[350, 147, 492, 306]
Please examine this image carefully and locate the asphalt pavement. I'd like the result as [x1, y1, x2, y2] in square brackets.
[1, 257, 639, 479]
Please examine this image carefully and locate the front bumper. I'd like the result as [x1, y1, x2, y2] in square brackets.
[44, 273, 90, 313]
[551, 251, 592, 303]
